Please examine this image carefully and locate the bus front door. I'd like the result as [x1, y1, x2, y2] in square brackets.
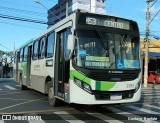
[26, 45, 32, 86]
[55, 29, 70, 99]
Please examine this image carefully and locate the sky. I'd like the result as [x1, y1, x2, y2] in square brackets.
[0, 0, 160, 52]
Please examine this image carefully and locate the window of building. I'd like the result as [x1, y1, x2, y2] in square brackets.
[46, 32, 55, 58]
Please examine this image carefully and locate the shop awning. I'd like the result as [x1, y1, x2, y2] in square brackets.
[149, 52, 160, 59]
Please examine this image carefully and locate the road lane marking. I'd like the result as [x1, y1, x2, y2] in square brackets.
[143, 95, 160, 99]
[0, 120, 4, 123]
[142, 90, 160, 92]
[0, 98, 30, 101]
[145, 104, 160, 110]
[54, 111, 85, 123]
[126, 105, 160, 115]
[107, 107, 131, 115]
[85, 111, 124, 123]
[141, 94, 159, 96]
[0, 92, 23, 96]
[4, 85, 17, 90]
[107, 107, 159, 123]
[0, 97, 47, 112]
[0, 108, 74, 115]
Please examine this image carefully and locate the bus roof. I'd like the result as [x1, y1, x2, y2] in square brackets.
[17, 38, 33, 51]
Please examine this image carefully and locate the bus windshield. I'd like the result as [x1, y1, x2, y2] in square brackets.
[74, 30, 140, 70]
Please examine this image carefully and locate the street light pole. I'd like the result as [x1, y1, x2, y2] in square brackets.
[35, 0, 60, 21]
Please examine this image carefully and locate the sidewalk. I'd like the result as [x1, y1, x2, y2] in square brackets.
[141, 83, 160, 90]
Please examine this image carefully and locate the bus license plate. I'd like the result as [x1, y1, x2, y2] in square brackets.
[110, 94, 122, 100]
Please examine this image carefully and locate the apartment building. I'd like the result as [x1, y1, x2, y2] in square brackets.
[47, 0, 106, 28]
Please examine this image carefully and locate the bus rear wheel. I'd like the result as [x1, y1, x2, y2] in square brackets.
[48, 86, 57, 107]
[20, 81, 27, 90]
[19, 75, 27, 90]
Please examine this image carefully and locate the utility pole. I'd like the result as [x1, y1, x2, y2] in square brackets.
[66, 0, 69, 17]
[144, 0, 159, 87]
[144, 0, 150, 88]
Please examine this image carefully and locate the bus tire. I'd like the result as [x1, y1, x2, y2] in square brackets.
[20, 81, 27, 90]
[19, 75, 27, 90]
[45, 82, 49, 95]
[48, 85, 57, 107]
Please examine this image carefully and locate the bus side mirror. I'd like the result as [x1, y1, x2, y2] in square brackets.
[67, 34, 74, 59]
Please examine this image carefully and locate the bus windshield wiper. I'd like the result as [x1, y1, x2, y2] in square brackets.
[94, 29, 108, 50]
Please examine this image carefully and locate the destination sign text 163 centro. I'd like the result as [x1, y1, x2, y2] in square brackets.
[86, 17, 129, 30]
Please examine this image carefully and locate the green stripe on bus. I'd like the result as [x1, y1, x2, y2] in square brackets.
[96, 81, 116, 91]
[70, 70, 91, 84]
[96, 81, 101, 90]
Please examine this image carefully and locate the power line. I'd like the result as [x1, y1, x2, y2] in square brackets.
[0, 21, 46, 30]
[0, 14, 47, 24]
[0, 12, 47, 22]
[0, 6, 47, 16]
[0, 0, 58, 10]
[0, 6, 47, 23]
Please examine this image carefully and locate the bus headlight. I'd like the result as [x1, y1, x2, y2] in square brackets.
[83, 83, 92, 93]
[74, 78, 82, 87]
[74, 78, 92, 94]
[135, 81, 141, 92]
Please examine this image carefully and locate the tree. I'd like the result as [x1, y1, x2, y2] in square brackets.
[0, 50, 14, 78]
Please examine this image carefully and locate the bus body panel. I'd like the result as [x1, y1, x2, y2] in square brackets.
[69, 70, 141, 104]
[70, 80, 141, 104]
[30, 58, 55, 93]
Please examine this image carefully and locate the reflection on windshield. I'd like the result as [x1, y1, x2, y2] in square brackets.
[74, 30, 140, 70]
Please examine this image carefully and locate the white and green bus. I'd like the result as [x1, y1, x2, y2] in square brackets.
[13, 11, 141, 106]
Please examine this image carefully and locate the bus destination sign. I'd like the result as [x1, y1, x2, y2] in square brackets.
[86, 17, 129, 30]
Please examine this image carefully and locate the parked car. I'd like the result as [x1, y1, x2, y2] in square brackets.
[148, 71, 160, 84]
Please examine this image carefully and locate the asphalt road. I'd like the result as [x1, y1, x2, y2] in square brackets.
[0, 78, 160, 123]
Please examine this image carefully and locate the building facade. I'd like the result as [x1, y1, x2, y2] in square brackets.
[47, 0, 106, 28]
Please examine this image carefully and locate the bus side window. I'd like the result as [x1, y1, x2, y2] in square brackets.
[64, 28, 72, 59]
[33, 40, 38, 60]
[46, 32, 55, 58]
[23, 46, 28, 62]
[20, 48, 24, 62]
[39, 37, 46, 59]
